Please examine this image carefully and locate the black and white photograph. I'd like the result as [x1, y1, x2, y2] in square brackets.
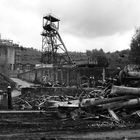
[0, 0, 140, 139]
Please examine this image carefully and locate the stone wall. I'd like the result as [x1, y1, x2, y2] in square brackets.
[21, 87, 94, 97]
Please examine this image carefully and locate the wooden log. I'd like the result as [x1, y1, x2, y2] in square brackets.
[111, 85, 140, 96]
[108, 109, 120, 122]
[0, 110, 47, 114]
[128, 72, 140, 78]
[102, 98, 140, 110]
[80, 95, 135, 107]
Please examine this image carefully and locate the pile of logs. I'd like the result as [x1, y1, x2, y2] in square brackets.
[78, 85, 140, 122]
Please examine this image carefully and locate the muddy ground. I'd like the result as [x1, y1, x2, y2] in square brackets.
[0, 111, 140, 140]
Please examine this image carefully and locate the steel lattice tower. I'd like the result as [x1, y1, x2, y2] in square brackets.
[41, 14, 73, 65]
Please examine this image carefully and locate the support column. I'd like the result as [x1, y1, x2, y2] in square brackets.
[67, 69, 70, 86]
[61, 69, 63, 85]
[7, 85, 12, 110]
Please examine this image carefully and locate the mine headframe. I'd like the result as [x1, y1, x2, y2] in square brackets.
[41, 14, 73, 65]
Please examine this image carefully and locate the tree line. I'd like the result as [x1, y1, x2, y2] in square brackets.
[85, 28, 140, 77]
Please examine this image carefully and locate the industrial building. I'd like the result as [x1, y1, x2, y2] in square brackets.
[0, 38, 16, 75]
[0, 36, 41, 77]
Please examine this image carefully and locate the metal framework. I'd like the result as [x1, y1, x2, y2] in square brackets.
[41, 14, 73, 65]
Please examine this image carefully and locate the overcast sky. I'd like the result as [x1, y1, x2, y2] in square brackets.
[0, 0, 140, 52]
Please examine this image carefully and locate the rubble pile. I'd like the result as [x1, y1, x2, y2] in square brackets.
[12, 83, 140, 126]
[12, 64, 140, 128]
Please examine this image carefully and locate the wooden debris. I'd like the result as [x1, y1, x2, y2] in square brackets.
[80, 95, 135, 107]
[102, 98, 140, 110]
[111, 85, 140, 96]
[108, 109, 120, 122]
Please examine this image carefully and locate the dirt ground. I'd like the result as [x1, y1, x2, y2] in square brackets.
[1, 128, 140, 140]
[0, 111, 140, 140]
